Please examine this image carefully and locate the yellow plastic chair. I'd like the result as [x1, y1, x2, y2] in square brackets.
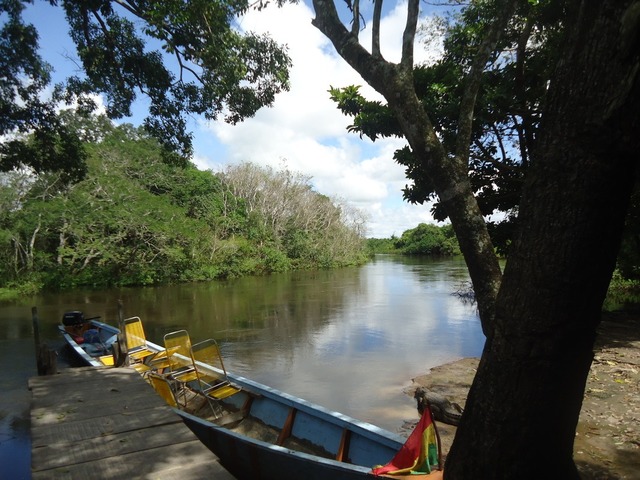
[163, 330, 199, 408]
[124, 317, 156, 363]
[143, 346, 178, 372]
[191, 338, 241, 401]
[147, 372, 178, 408]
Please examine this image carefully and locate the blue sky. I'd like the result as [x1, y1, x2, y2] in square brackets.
[22, 1, 446, 238]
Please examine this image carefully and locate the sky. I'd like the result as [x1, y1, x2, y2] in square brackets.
[23, 1, 447, 238]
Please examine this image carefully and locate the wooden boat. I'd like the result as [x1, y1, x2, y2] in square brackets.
[59, 312, 441, 480]
[176, 370, 412, 480]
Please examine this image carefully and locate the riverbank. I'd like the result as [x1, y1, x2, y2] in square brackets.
[403, 311, 640, 479]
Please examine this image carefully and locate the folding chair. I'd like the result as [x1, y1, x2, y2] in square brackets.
[163, 330, 199, 408]
[124, 317, 156, 362]
[191, 338, 241, 401]
[147, 372, 178, 408]
[190, 338, 242, 418]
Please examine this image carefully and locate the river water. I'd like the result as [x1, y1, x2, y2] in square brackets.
[0, 255, 485, 479]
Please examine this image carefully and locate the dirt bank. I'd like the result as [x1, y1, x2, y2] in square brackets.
[403, 312, 640, 479]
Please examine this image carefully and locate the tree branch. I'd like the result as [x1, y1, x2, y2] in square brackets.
[510, 114, 529, 167]
[113, 0, 204, 85]
[372, 0, 383, 58]
[312, 0, 395, 95]
[351, 0, 360, 36]
[491, 124, 508, 163]
[401, 0, 419, 70]
[514, 13, 534, 167]
[173, 49, 204, 84]
[112, 0, 142, 18]
[455, 0, 519, 164]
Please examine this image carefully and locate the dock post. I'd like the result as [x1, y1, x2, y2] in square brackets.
[113, 300, 129, 367]
[32, 307, 57, 375]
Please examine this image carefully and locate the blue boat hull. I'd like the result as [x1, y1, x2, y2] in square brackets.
[178, 409, 385, 480]
[172, 367, 407, 480]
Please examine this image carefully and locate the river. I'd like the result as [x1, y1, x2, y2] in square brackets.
[0, 255, 485, 479]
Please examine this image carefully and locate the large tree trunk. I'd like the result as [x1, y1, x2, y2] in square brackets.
[445, 1, 640, 478]
[311, 0, 639, 476]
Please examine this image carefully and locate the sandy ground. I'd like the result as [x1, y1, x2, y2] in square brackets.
[403, 312, 640, 480]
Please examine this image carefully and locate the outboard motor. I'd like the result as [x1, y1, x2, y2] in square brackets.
[62, 311, 85, 327]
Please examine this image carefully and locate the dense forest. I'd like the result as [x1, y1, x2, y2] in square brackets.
[0, 113, 369, 297]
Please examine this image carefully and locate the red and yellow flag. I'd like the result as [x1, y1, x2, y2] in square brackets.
[372, 407, 440, 476]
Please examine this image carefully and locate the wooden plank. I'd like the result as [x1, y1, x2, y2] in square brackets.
[30, 389, 167, 423]
[30, 367, 236, 480]
[29, 374, 159, 400]
[29, 366, 147, 390]
[32, 439, 223, 480]
[276, 407, 297, 446]
[31, 405, 181, 446]
[336, 427, 351, 462]
[32, 421, 196, 468]
[30, 367, 169, 429]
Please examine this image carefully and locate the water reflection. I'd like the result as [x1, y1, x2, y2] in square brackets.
[231, 256, 485, 428]
[1, 255, 485, 477]
[0, 339, 35, 480]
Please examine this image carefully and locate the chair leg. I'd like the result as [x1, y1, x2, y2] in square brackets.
[174, 382, 190, 409]
[203, 395, 224, 419]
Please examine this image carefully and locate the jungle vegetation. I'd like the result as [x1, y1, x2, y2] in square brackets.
[0, 114, 368, 298]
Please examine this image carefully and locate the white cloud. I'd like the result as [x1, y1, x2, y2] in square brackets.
[366, 201, 436, 238]
[194, 1, 443, 238]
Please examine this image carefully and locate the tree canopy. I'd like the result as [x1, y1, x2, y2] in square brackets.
[328, 0, 568, 254]
[0, 0, 88, 181]
[1, 0, 291, 177]
[392, 223, 459, 255]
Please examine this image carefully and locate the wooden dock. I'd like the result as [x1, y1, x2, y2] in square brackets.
[30, 367, 236, 479]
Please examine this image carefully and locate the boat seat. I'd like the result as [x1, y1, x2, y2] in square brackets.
[191, 338, 242, 402]
[98, 355, 115, 366]
[147, 372, 178, 408]
[124, 317, 156, 363]
[164, 330, 200, 408]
